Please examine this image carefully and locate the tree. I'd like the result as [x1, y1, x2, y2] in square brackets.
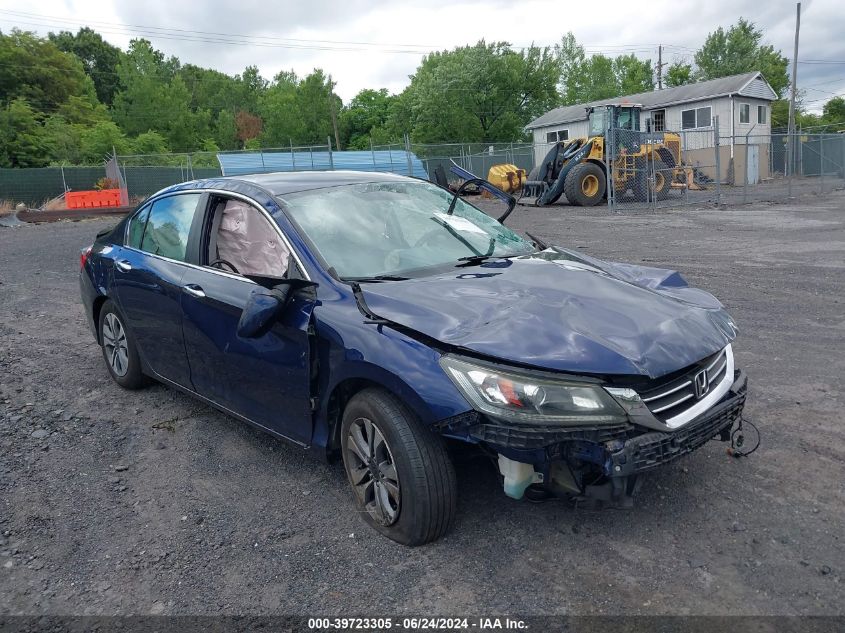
[340, 88, 396, 149]
[0, 29, 96, 111]
[214, 110, 239, 150]
[236, 110, 263, 146]
[665, 62, 693, 87]
[48, 27, 122, 105]
[0, 98, 49, 167]
[694, 19, 789, 97]
[613, 54, 654, 95]
[556, 33, 652, 104]
[401, 41, 560, 143]
[822, 97, 845, 123]
[112, 39, 176, 137]
[131, 131, 170, 156]
[79, 121, 130, 163]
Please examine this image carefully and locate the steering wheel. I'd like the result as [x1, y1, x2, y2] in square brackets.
[209, 258, 241, 274]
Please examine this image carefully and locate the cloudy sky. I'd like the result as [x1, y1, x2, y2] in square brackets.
[1, 0, 843, 113]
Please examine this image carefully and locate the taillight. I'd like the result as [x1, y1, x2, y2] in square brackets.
[80, 245, 93, 269]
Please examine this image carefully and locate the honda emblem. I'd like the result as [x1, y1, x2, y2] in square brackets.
[693, 369, 709, 399]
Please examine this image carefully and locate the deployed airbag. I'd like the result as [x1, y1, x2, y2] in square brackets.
[215, 200, 289, 278]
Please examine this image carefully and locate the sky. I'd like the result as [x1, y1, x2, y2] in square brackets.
[0, 0, 843, 114]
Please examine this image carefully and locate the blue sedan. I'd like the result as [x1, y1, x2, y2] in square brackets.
[79, 171, 748, 545]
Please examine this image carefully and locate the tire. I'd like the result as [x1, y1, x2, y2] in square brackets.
[98, 300, 148, 390]
[340, 388, 456, 546]
[564, 162, 606, 206]
[652, 158, 672, 201]
[632, 159, 672, 202]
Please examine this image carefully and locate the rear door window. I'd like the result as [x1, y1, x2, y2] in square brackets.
[140, 194, 202, 262]
[126, 204, 150, 249]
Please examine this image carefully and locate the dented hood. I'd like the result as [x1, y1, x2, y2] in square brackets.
[360, 248, 737, 379]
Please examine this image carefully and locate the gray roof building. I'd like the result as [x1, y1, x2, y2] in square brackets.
[526, 72, 777, 130]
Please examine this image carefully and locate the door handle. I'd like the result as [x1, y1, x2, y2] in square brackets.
[183, 284, 206, 298]
[114, 260, 132, 272]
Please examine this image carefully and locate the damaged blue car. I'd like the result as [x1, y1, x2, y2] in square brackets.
[79, 170, 748, 545]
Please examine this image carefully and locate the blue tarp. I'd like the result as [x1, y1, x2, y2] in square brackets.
[217, 150, 428, 179]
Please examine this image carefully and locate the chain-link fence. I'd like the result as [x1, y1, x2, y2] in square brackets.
[601, 119, 845, 212]
[2, 132, 843, 211]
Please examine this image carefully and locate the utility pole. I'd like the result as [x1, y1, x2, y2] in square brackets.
[657, 45, 663, 90]
[786, 2, 801, 180]
[328, 73, 341, 152]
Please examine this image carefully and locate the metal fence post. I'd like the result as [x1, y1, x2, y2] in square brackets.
[370, 138, 376, 171]
[787, 131, 794, 197]
[820, 134, 825, 194]
[606, 116, 615, 212]
[714, 117, 721, 205]
[327, 137, 334, 170]
[404, 133, 413, 177]
[290, 139, 296, 171]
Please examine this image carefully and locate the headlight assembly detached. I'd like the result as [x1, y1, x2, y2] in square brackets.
[439, 355, 627, 425]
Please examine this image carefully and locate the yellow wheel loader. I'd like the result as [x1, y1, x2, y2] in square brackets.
[520, 104, 689, 207]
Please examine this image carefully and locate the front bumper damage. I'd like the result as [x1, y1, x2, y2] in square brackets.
[438, 370, 748, 506]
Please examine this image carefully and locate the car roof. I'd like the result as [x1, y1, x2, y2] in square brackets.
[226, 170, 418, 196]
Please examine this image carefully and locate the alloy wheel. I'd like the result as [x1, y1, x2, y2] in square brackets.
[346, 417, 401, 526]
[102, 312, 129, 377]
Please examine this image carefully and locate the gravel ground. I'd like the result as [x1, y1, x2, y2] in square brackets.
[0, 191, 843, 616]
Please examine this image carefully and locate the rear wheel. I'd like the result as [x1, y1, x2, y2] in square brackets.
[340, 388, 456, 545]
[564, 162, 606, 206]
[98, 300, 148, 389]
[651, 158, 672, 200]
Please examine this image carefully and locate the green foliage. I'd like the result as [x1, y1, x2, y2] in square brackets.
[556, 33, 653, 105]
[79, 121, 130, 163]
[258, 69, 341, 146]
[665, 62, 693, 87]
[0, 29, 96, 111]
[340, 89, 397, 149]
[0, 98, 49, 167]
[694, 18, 789, 97]
[400, 41, 560, 143]
[131, 131, 170, 155]
[822, 97, 845, 123]
[48, 27, 122, 105]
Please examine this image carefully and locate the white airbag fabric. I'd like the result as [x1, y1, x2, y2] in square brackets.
[215, 200, 289, 278]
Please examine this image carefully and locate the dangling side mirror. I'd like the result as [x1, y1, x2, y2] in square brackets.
[236, 286, 291, 338]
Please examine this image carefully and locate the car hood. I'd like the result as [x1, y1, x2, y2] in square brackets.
[358, 248, 737, 379]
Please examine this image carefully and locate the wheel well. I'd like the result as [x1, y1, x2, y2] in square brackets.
[325, 377, 387, 462]
[92, 296, 108, 343]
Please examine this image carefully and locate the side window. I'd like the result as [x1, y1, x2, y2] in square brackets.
[209, 198, 290, 278]
[126, 204, 150, 249]
[739, 103, 750, 124]
[140, 194, 202, 262]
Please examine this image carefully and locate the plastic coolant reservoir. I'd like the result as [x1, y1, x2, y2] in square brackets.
[498, 454, 540, 499]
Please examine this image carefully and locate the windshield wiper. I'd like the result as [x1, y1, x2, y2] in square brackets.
[344, 274, 409, 282]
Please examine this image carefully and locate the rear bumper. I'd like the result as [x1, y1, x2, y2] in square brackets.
[79, 269, 99, 341]
[606, 370, 747, 477]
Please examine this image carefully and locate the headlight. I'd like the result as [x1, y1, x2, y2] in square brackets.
[439, 355, 627, 425]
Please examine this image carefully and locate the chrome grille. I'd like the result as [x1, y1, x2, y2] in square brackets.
[638, 347, 731, 425]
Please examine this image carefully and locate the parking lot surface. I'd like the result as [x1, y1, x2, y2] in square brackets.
[1, 192, 843, 615]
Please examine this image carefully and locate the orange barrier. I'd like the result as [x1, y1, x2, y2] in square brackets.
[65, 189, 123, 209]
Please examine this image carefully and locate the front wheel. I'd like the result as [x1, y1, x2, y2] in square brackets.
[340, 388, 456, 545]
[564, 162, 606, 206]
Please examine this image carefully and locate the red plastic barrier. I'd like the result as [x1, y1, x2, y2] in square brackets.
[65, 189, 123, 209]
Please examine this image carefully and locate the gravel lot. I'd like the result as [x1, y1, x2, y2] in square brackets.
[1, 191, 843, 616]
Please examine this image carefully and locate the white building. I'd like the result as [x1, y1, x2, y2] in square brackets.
[525, 72, 778, 184]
